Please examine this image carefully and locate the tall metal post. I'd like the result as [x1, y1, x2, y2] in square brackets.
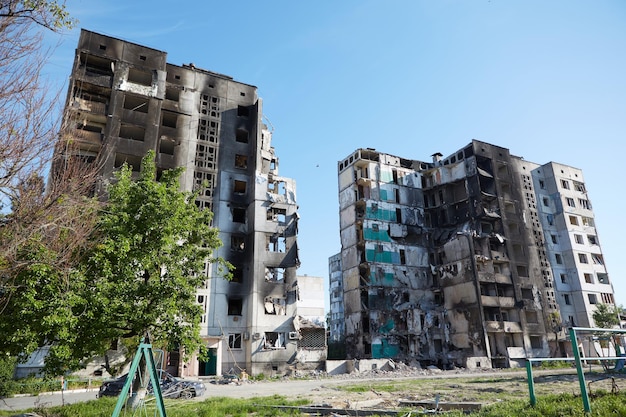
[570, 328, 591, 413]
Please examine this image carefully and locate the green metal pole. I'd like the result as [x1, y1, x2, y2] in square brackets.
[526, 360, 536, 406]
[570, 328, 591, 413]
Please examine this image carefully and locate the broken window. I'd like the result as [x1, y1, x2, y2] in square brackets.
[161, 110, 177, 128]
[278, 181, 286, 195]
[569, 215, 579, 226]
[581, 217, 594, 227]
[263, 332, 286, 349]
[591, 253, 604, 265]
[584, 273, 593, 283]
[234, 154, 248, 169]
[399, 249, 406, 265]
[597, 273, 609, 284]
[587, 235, 598, 245]
[235, 128, 249, 143]
[560, 179, 570, 190]
[264, 297, 286, 315]
[539, 180, 545, 189]
[564, 294, 571, 305]
[551, 234, 557, 244]
[228, 333, 242, 349]
[230, 235, 245, 252]
[267, 207, 287, 223]
[574, 181, 585, 192]
[574, 234, 583, 244]
[560, 273, 567, 284]
[396, 208, 402, 223]
[265, 267, 285, 282]
[232, 207, 246, 223]
[234, 180, 247, 194]
[578, 198, 591, 209]
[578, 253, 588, 264]
[566, 197, 575, 208]
[266, 235, 286, 252]
[601, 293, 614, 304]
[227, 299, 242, 315]
[588, 294, 597, 304]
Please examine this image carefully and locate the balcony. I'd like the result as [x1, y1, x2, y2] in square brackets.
[72, 98, 107, 115]
[481, 295, 515, 308]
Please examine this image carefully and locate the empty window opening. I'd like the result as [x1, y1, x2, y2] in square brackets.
[270, 159, 277, 171]
[551, 234, 558, 244]
[264, 297, 286, 315]
[231, 235, 245, 251]
[237, 105, 249, 117]
[542, 197, 549, 206]
[396, 208, 402, 223]
[597, 273, 609, 284]
[574, 234, 584, 244]
[587, 235, 598, 245]
[564, 294, 571, 305]
[127, 67, 152, 86]
[159, 138, 175, 156]
[235, 154, 248, 169]
[232, 207, 246, 223]
[566, 197, 575, 208]
[278, 181, 287, 195]
[234, 180, 247, 194]
[119, 124, 145, 142]
[588, 294, 597, 304]
[561, 180, 570, 190]
[267, 207, 287, 223]
[231, 266, 243, 283]
[560, 273, 567, 284]
[555, 254, 563, 264]
[161, 111, 178, 128]
[539, 180, 545, 189]
[578, 253, 588, 264]
[99, 44, 107, 50]
[268, 181, 275, 193]
[265, 267, 285, 282]
[267, 235, 286, 252]
[530, 336, 542, 349]
[236, 128, 249, 143]
[526, 311, 538, 324]
[569, 215, 579, 226]
[165, 87, 180, 101]
[521, 288, 533, 300]
[584, 273, 593, 283]
[394, 188, 400, 203]
[139, 54, 146, 61]
[123, 95, 149, 113]
[263, 332, 285, 349]
[227, 298, 242, 315]
[228, 333, 242, 349]
[400, 249, 406, 265]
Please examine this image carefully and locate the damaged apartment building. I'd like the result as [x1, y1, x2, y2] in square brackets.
[335, 141, 615, 368]
[54, 29, 325, 377]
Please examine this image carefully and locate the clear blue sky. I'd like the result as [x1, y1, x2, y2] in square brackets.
[44, 0, 626, 306]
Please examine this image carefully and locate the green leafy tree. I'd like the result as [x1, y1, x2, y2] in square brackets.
[74, 153, 228, 379]
[592, 303, 622, 370]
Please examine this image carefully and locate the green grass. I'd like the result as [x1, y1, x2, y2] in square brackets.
[0, 395, 310, 417]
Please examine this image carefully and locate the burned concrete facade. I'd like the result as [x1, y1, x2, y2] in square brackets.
[56, 29, 303, 376]
[328, 253, 345, 343]
[336, 141, 615, 368]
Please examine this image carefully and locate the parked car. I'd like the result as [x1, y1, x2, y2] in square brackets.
[98, 371, 206, 399]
